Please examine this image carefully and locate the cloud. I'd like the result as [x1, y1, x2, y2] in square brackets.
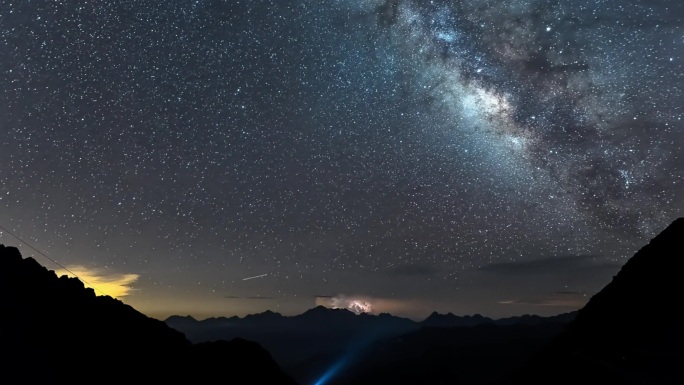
[315, 294, 428, 317]
[55, 266, 139, 299]
[315, 295, 373, 314]
[388, 263, 438, 277]
[499, 291, 588, 308]
[477, 254, 619, 275]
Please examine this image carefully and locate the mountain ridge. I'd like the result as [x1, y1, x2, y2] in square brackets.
[166, 299, 578, 384]
[1, 244, 297, 384]
[166, 304, 577, 327]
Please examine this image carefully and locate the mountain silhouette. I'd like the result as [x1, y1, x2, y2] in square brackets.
[167, 304, 420, 379]
[505, 217, 684, 384]
[168, 305, 576, 384]
[166, 305, 418, 344]
[0, 244, 297, 384]
[419, 311, 577, 328]
[420, 311, 492, 327]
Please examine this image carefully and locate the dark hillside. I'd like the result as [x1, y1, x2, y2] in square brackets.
[0, 244, 297, 384]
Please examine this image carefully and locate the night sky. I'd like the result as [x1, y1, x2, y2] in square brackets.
[1, 0, 682, 320]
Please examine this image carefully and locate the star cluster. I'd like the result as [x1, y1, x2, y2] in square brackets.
[1, 0, 682, 319]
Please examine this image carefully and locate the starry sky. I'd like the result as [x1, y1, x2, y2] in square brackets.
[1, 0, 682, 320]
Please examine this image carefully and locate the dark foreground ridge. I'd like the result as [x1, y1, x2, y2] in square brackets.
[505, 218, 684, 385]
[0, 244, 298, 384]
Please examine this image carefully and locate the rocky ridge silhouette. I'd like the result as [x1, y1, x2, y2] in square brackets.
[0, 244, 297, 384]
[167, 297, 576, 384]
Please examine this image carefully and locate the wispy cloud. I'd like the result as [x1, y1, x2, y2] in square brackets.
[224, 295, 276, 300]
[475, 255, 620, 276]
[387, 263, 438, 277]
[55, 266, 139, 299]
[498, 291, 588, 307]
[477, 254, 620, 275]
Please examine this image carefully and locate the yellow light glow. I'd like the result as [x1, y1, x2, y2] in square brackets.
[55, 266, 140, 299]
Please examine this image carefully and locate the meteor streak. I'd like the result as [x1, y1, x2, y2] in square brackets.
[242, 273, 268, 281]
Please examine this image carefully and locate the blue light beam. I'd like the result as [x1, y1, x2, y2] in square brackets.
[313, 357, 350, 385]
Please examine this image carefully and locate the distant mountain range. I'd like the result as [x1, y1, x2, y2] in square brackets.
[166, 302, 576, 384]
[167, 306, 577, 339]
[0, 244, 297, 384]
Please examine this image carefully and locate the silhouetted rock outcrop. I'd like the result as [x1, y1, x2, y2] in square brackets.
[0, 244, 297, 384]
[505, 218, 684, 384]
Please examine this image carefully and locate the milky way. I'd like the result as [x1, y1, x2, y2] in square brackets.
[1, 0, 682, 319]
